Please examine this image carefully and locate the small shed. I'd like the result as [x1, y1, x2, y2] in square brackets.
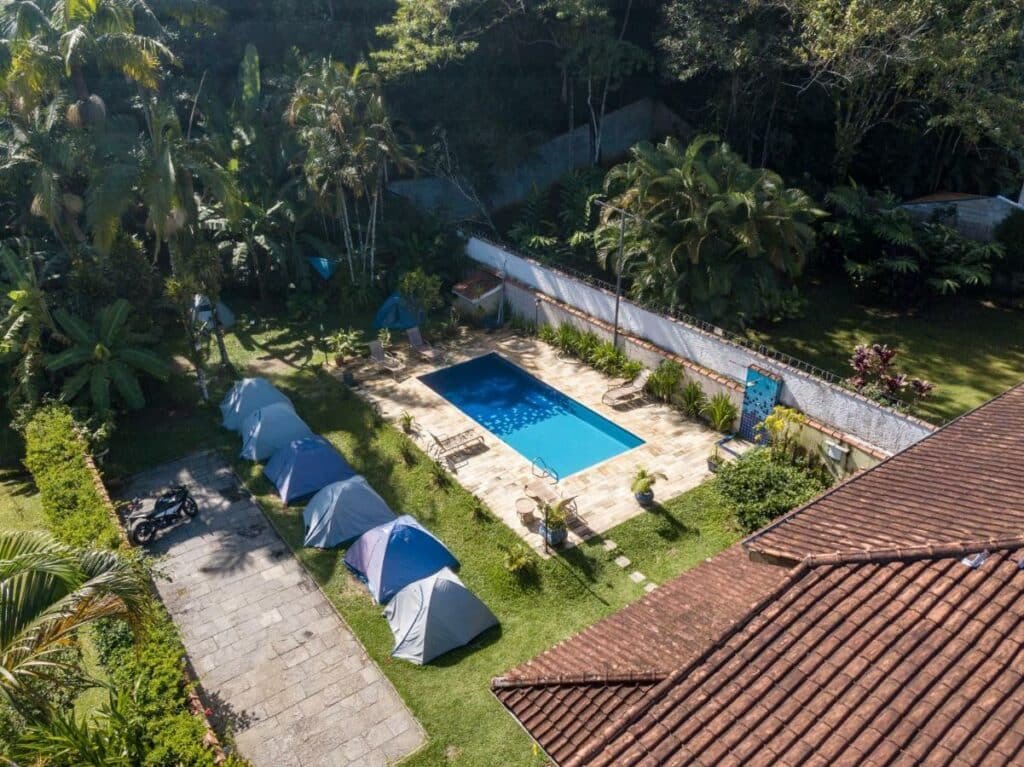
[452, 269, 503, 317]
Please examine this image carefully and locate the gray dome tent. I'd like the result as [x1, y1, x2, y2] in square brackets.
[384, 567, 497, 665]
[303, 477, 396, 547]
[220, 378, 293, 432]
[239, 402, 312, 461]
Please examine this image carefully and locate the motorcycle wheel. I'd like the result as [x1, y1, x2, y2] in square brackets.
[184, 497, 198, 517]
[131, 520, 156, 546]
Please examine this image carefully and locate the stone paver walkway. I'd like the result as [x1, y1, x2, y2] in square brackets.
[123, 452, 423, 767]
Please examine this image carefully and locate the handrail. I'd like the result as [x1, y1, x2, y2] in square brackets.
[531, 456, 559, 483]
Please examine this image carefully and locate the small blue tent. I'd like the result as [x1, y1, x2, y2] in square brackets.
[240, 403, 312, 462]
[303, 477, 396, 548]
[307, 256, 339, 281]
[263, 436, 356, 504]
[220, 378, 293, 432]
[344, 515, 459, 604]
[373, 294, 420, 331]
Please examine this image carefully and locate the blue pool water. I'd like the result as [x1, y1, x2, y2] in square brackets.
[419, 353, 644, 478]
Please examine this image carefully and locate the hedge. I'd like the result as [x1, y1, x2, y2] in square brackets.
[22, 405, 122, 549]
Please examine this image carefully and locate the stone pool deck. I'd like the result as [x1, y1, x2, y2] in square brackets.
[123, 453, 424, 766]
[349, 331, 726, 555]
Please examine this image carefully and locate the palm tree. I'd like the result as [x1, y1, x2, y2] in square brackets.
[597, 135, 824, 322]
[45, 298, 169, 415]
[287, 58, 414, 284]
[0, 531, 147, 714]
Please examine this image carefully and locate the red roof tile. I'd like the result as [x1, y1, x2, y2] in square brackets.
[584, 547, 1024, 767]
[745, 383, 1024, 563]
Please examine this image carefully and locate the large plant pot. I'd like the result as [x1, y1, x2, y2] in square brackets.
[539, 522, 567, 547]
[707, 458, 722, 473]
[635, 490, 655, 507]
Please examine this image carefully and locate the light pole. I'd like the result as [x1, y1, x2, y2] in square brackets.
[593, 199, 642, 350]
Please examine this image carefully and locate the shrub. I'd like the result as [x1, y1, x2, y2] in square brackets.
[398, 268, 444, 318]
[502, 543, 537, 576]
[23, 405, 121, 549]
[588, 340, 624, 374]
[538, 324, 558, 344]
[717, 449, 829, 532]
[94, 604, 233, 767]
[679, 379, 707, 417]
[619, 359, 644, 379]
[701, 392, 738, 433]
[646, 360, 682, 402]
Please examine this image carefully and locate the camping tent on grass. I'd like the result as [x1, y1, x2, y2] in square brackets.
[385, 567, 497, 664]
[264, 436, 356, 504]
[220, 378, 293, 432]
[303, 477, 396, 548]
[192, 294, 236, 332]
[240, 403, 312, 462]
[373, 294, 420, 331]
[344, 515, 458, 604]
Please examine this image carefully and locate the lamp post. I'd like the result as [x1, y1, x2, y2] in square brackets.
[593, 199, 642, 350]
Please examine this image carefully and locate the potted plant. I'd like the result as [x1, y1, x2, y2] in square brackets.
[325, 327, 363, 367]
[707, 446, 724, 473]
[631, 466, 667, 507]
[399, 411, 416, 434]
[537, 498, 571, 547]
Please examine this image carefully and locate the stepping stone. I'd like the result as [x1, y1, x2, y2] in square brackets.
[644, 583, 658, 593]
[602, 540, 618, 552]
[614, 555, 631, 569]
[629, 571, 646, 584]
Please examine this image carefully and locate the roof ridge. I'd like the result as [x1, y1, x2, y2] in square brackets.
[743, 382, 1024, 558]
[563, 561, 815, 767]
[490, 670, 666, 691]
[803, 536, 1024, 567]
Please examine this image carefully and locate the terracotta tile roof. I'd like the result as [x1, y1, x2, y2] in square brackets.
[903, 192, 989, 204]
[584, 545, 1024, 767]
[745, 383, 1024, 563]
[491, 546, 790, 763]
[492, 382, 1024, 766]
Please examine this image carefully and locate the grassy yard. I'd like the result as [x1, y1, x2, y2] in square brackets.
[106, 310, 744, 767]
[745, 280, 1024, 423]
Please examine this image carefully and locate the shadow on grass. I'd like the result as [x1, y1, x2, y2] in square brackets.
[645, 502, 698, 543]
[431, 623, 504, 668]
[552, 547, 611, 607]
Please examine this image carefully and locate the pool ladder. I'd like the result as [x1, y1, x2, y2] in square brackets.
[531, 457, 559, 483]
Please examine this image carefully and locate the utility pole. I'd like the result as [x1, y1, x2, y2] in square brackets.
[593, 198, 644, 349]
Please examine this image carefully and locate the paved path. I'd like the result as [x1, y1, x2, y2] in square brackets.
[124, 452, 423, 767]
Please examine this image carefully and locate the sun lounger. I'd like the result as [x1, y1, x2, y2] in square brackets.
[407, 327, 444, 362]
[602, 368, 651, 406]
[428, 428, 484, 461]
[368, 340, 404, 377]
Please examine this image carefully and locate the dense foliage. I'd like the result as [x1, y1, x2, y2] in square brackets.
[538, 322, 643, 379]
[717, 448, 829, 532]
[23, 405, 122, 548]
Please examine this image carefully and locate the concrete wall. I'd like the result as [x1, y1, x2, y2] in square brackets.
[390, 98, 686, 220]
[902, 196, 1022, 241]
[472, 236, 936, 456]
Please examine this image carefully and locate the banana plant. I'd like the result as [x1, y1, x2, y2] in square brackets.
[45, 298, 169, 415]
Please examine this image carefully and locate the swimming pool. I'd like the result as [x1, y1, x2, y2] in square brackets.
[419, 353, 644, 478]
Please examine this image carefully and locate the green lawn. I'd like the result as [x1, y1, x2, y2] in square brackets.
[745, 280, 1024, 423]
[107, 309, 743, 767]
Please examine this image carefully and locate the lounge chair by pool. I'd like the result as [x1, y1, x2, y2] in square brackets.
[407, 327, 444, 362]
[369, 340, 404, 377]
[602, 368, 651, 407]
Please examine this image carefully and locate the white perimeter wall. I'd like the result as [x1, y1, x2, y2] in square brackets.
[470, 237, 936, 455]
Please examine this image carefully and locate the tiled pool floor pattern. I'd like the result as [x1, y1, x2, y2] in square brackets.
[350, 332, 724, 557]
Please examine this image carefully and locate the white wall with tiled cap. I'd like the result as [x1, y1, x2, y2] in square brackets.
[470, 236, 936, 456]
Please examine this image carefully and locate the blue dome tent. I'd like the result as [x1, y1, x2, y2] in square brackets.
[220, 378, 293, 432]
[263, 436, 356, 504]
[385, 567, 497, 664]
[344, 515, 459, 604]
[303, 477, 396, 548]
[239, 403, 312, 462]
[373, 294, 420, 331]
[307, 256, 339, 281]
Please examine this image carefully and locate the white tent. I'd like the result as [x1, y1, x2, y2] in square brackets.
[303, 477, 396, 547]
[192, 294, 235, 331]
[384, 567, 497, 664]
[239, 402, 312, 461]
[220, 378, 293, 432]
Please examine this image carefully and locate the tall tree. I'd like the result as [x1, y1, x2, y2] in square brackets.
[598, 135, 823, 323]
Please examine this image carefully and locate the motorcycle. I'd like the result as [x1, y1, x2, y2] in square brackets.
[126, 485, 198, 545]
